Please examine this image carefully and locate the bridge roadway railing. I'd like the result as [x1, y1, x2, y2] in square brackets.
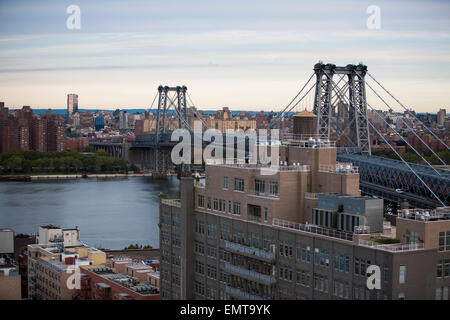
[337, 153, 449, 206]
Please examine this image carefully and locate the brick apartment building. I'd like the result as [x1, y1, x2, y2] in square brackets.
[0, 103, 65, 153]
[159, 137, 450, 300]
[78, 257, 160, 300]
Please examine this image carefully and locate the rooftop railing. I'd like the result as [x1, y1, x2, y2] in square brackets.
[397, 209, 450, 222]
[225, 285, 264, 300]
[224, 240, 275, 261]
[225, 263, 276, 284]
[272, 218, 353, 241]
[248, 189, 279, 199]
[208, 163, 311, 172]
[319, 163, 359, 174]
[160, 199, 181, 208]
[304, 192, 318, 200]
[358, 240, 424, 252]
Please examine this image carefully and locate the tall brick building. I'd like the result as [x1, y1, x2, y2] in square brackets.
[0, 103, 65, 153]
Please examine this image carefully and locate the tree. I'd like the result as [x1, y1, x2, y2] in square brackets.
[4, 156, 22, 173]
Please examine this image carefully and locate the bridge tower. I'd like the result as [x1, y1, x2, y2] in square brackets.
[154, 85, 190, 172]
[313, 63, 371, 154]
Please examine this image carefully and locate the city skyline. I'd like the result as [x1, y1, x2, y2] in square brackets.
[0, 0, 449, 112]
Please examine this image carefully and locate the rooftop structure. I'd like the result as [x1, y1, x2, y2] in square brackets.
[79, 259, 160, 300]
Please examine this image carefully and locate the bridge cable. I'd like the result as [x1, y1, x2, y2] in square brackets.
[186, 91, 211, 130]
[269, 72, 315, 128]
[363, 78, 449, 170]
[165, 93, 193, 132]
[367, 72, 449, 151]
[270, 80, 316, 129]
[327, 72, 445, 206]
[335, 73, 443, 176]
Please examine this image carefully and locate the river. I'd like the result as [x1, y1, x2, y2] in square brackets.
[0, 176, 180, 249]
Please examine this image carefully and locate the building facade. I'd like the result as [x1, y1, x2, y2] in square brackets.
[159, 139, 450, 300]
[67, 93, 79, 116]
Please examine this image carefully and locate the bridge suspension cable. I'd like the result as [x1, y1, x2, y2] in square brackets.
[334, 73, 443, 176]
[269, 72, 315, 128]
[363, 78, 449, 170]
[326, 72, 445, 206]
[367, 72, 449, 151]
[186, 92, 211, 130]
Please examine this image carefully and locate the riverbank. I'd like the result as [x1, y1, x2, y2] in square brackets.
[0, 173, 156, 181]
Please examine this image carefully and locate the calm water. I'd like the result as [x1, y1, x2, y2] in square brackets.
[0, 177, 180, 249]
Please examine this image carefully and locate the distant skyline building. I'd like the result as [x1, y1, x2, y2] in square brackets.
[95, 116, 105, 131]
[67, 94, 78, 116]
[437, 109, 446, 126]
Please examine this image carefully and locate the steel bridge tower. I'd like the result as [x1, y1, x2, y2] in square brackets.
[313, 63, 371, 154]
[154, 85, 189, 172]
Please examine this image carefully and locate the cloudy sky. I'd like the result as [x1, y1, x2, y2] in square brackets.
[0, 0, 449, 112]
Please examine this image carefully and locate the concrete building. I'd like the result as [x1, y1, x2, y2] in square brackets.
[437, 109, 446, 127]
[67, 93, 78, 116]
[0, 254, 21, 300]
[27, 225, 106, 300]
[159, 137, 450, 300]
[0, 228, 14, 254]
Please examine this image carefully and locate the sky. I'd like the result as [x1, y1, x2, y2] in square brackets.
[0, 0, 449, 112]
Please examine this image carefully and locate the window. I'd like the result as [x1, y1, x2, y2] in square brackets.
[207, 223, 217, 239]
[436, 287, 442, 300]
[255, 179, 265, 193]
[207, 245, 217, 258]
[195, 220, 205, 234]
[233, 202, 241, 215]
[195, 261, 205, 275]
[195, 241, 204, 254]
[228, 200, 232, 213]
[198, 195, 205, 208]
[223, 176, 228, 189]
[334, 254, 339, 270]
[345, 256, 350, 273]
[269, 182, 278, 196]
[398, 292, 405, 300]
[213, 198, 219, 211]
[195, 281, 205, 296]
[439, 231, 450, 251]
[437, 260, 443, 278]
[399, 265, 407, 284]
[172, 214, 180, 227]
[384, 265, 389, 283]
[314, 248, 319, 265]
[234, 178, 244, 192]
[207, 264, 217, 279]
[406, 229, 419, 244]
[264, 207, 268, 222]
[355, 258, 360, 275]
[207, 197, 211, 209]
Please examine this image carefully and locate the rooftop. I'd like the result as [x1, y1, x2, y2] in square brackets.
[293, 109, 317, 118]
[397, 207, 450, 222]
[84, 266, 159, 296]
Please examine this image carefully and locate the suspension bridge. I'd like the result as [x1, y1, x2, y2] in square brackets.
[91, 63, 449, 209]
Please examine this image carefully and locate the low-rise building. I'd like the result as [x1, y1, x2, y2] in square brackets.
[27, 225, 106, 300]
[78, 257, 160, 300]
[0, 254, 21, 300]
